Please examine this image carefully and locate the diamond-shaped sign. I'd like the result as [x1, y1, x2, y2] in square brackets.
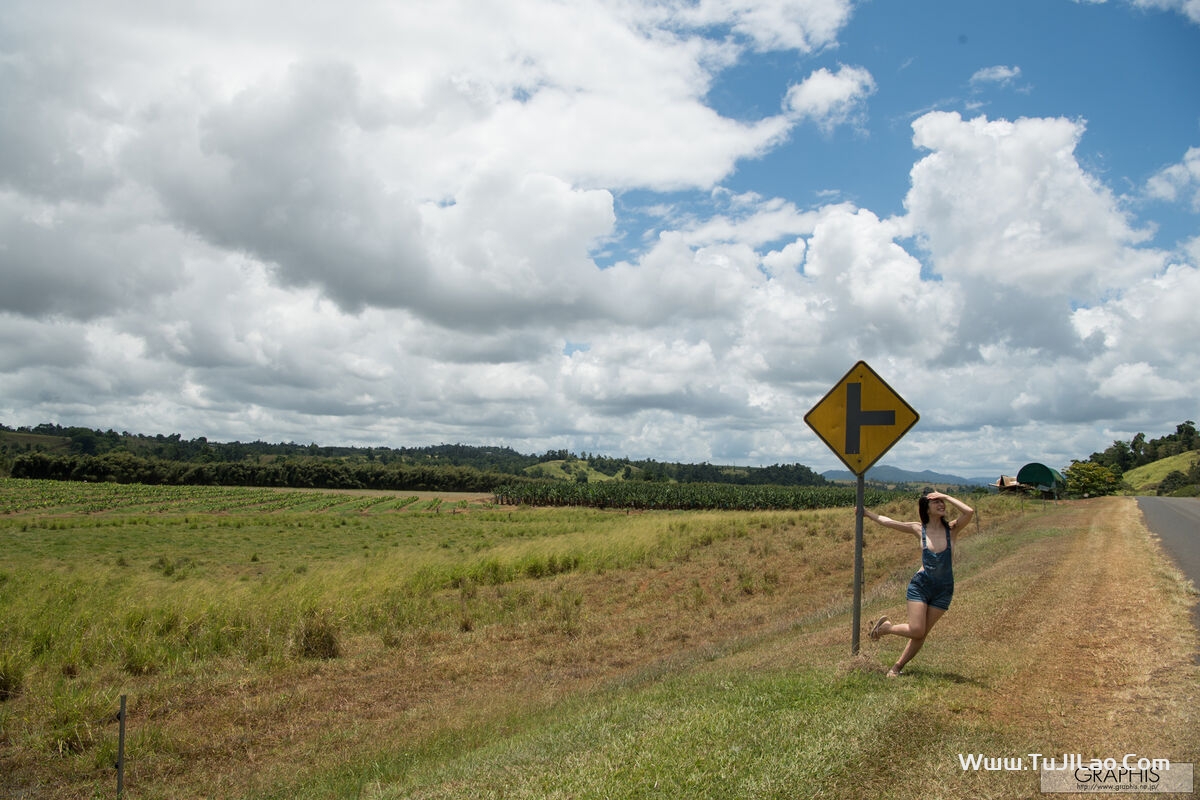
[804, 360, 919, 475]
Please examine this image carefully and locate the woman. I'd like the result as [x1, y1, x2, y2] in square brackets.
[863, 489, 974, 677]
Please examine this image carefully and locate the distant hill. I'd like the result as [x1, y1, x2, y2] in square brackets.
[524, 459, 621, 482]
[1118, 450, 1200, 495]
[822, 465, 995, 487]
[0, 430, 71, 454]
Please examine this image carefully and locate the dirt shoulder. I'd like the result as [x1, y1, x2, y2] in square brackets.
[832, 496, 1200, 798]
[971, 497, 1197, 756]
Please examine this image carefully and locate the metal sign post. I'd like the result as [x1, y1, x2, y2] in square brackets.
[852, 473, 865, 654]
[805, 361, 919, 654]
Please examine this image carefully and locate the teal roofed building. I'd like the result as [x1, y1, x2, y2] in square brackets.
[1016, 462, 1066, 498]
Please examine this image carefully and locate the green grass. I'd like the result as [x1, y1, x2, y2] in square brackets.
[251, 616, 1030, 800]
[1, 496, 725, 673]
[0, 430, 72, 455]
[248, 495, 1046, 800]
[522, 459, 623, 482]
[0, 479, 797, 762]
[330, 498, 1071, 800]
[309, 514, 1090, 799]
[1, 481, 1152, 799]
[1119, 451, 1199, 494]
[355, 669, 906, 800]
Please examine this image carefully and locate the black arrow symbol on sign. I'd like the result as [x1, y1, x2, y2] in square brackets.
[845, 382, 895, 455]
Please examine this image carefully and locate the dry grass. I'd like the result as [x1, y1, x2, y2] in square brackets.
[132, 509, 896, 798]
[826, 497, 1200, 799]
[2, 493, 1196, 799]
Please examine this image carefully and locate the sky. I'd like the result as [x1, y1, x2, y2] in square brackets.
[2, 0, 1199, 478]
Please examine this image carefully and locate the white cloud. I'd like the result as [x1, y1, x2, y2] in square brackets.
[1146, 146, 1200, 210]
[1072, 261, 1200, 371]
[1096, 361, 1192, 401]
[0, 0, 1196, 478]
[802, 206, 956, 353]
[1073, 0, 1200, 24]
[905, 112, 1155, 300]
[1129, 0, 1200, 24]
[1, 1, 807, 324]
[671, 0, 853, 52]
[418, 170, 616, 328]
[785, 65, 877, 132]
[970, 65, 1022, 87]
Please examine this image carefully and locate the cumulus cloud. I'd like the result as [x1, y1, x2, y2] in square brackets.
[785, 65, 876, 133]
[905, 113, 1154, 299]
[1146, 147, 1200, 210]
[0, 0, 1195, 478]
[864, 109, 1195, 470]
[0, 188, 185, 318]
[1072, 261, 1200, 375]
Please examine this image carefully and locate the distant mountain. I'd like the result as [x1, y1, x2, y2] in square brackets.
[822, 465, 996, 486]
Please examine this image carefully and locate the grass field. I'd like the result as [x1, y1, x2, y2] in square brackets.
[1, 479, 1196, 798]
[1120, 451, 1200, 494]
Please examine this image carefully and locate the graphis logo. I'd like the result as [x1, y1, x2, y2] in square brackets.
[957, 752, 1195, 794]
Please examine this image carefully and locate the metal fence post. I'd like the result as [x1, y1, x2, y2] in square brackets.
[116, 694, 126, 797]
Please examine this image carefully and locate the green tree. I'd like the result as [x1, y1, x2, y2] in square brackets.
[1064, 460, 1119, 498]
[1176, 420, 1197, 451]
[1158, 470, 1192, 496]
[1129, 432, 1148, 466]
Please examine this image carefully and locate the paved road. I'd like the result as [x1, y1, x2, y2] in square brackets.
[1136, 496, 1200, 637]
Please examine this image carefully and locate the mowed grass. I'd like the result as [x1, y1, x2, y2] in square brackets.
[1, 480, 1195, 799]
[361, 668, 902, 800]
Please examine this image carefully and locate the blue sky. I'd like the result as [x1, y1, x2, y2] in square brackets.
[1, 0, 1198, 477]
[648, 0, 1199, 247]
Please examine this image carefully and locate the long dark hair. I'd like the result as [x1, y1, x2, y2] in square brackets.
[918, 487, 935, 525]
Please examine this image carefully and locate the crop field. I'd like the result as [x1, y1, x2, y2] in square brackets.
[491, 480, 898, 510]
[1, 479, 1196, 799]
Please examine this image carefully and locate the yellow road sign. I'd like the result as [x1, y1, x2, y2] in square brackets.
[804, 360, 919, 475]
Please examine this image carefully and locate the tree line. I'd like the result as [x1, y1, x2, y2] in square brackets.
[7, 450, 526, 492]
[1086, 421, 1197, 474]
[0, 423, 828, 490]
[1067, 420, 1199, 498]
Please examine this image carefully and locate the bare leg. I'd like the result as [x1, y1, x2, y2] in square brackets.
[880, 600, 946, 674]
